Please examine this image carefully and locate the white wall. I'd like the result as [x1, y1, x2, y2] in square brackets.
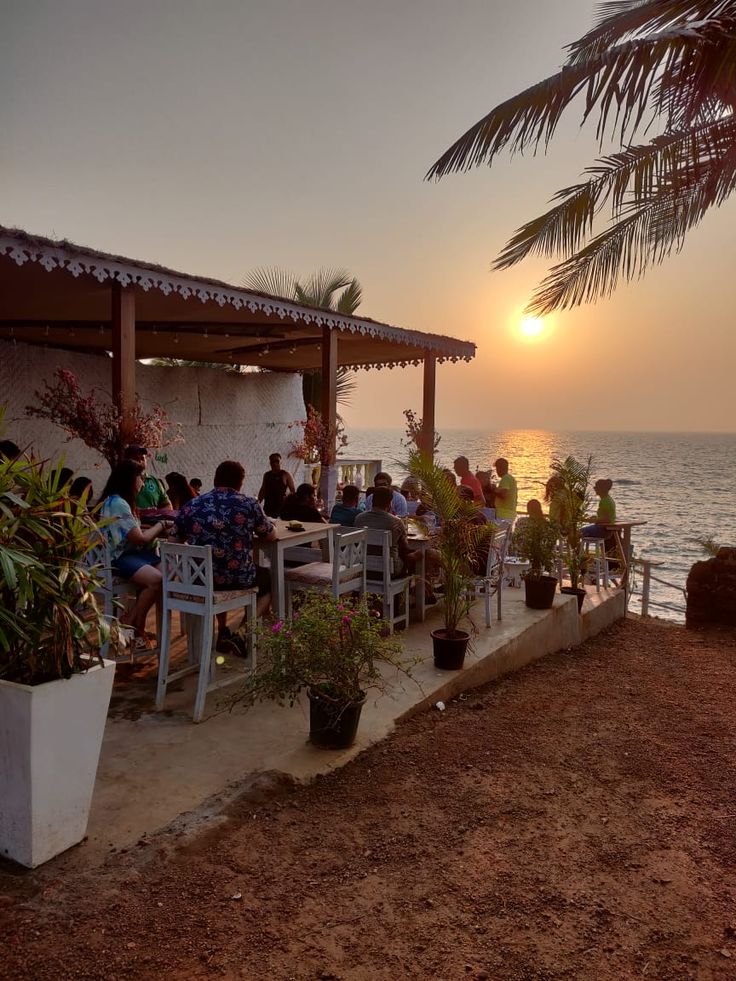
[0, 340, 308, 497]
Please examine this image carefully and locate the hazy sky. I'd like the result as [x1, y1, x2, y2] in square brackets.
[2, 0, 734, 432]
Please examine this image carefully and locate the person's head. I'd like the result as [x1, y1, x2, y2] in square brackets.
[269, 453, 282, 470]
[213, 460, 245, 491]
[341, 484, 360, 507]
[371, 486, 393, 511]
[527, 498, 544, 518]
[476, 470, 491, 489]
[400, 477, 420, 501]
[453, 456, 470, 477]
[458, 485, 475, 503]
[69, 476, 93, 502]
[189, 477, 202, 493]
[53, 466, 74, 489]
[100, 460, 145, 509]
[544, 474, 562, 502]
[166, 471, 195, 504]
[494, 457, 509, 477]
[374, 471, 393, 489]
[442, 468, 457, 487]
[295, 482, 317, 504]
[124, 444, 148, 469]
[594, 478, 613, 497]
[0, 439, 20, 461]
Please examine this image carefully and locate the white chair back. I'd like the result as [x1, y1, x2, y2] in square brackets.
[333, 527, 367, 591]
[484, 526, 511, 580]
[160, 542, 214, 613]
[364, 528, 395, 581]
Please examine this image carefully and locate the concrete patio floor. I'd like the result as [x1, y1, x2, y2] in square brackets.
[73, 584, 624, 867]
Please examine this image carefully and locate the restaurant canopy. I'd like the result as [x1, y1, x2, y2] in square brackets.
[0, 226, 475, 454]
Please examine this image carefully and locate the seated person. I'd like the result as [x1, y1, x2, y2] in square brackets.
[582, 479, 616, 539]
[355, 486, 438, 601]
[458, 485, 490, 573]
[526, 498, 544, 519]
[329, 484, 361, 526]
[124, 444, 174, 521]
[545, 475, 568, 531]
[176, 459, 277, 656]
[165, 471, 196, 511]
[400, 477, 421, 515]
[99, 460, 173, 653]
[476, 470, 496, 509]
[280, 482, 325, 524]
[364, 471, 408, 518]
[190, 478, 203, 495]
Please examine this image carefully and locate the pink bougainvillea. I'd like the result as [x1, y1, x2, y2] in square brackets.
[288, 403, 347, 466]
[26, 368, 182, 467]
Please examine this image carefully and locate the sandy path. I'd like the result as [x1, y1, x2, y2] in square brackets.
[2, 617, 735, 980]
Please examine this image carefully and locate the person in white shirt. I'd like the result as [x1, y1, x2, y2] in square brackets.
[364, 471, 408, 518]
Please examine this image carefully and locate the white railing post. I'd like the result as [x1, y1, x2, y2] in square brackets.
[641, 560, 652, 617]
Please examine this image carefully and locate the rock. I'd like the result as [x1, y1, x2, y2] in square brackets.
[686, 548, 736, 629]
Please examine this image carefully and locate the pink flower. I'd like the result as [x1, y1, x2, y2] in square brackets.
[272, 621, 283, 634]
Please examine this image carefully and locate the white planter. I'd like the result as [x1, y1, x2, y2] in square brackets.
[0, 659, 115, 868]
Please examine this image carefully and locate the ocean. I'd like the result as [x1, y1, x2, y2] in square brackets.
[345, 428, 736, 623]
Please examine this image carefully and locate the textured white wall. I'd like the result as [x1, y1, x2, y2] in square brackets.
[0, 340, 308, 497]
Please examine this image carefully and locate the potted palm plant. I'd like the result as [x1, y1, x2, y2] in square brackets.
[549, 455, 594, 611]
[0, 431, 115, 868]
[240, 593, 406, 749]
[408, 450, 493, 670]
[512, 515, 560, 609]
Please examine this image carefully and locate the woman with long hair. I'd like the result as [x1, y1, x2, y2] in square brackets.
[98, 460, 171, 651]
[165, 471, 196, 511]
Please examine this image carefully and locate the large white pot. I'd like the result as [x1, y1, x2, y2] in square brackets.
[0, 659, 115, 868]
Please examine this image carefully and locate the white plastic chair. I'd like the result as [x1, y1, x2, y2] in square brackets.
[156, 542, 258, 723]
[284, 528, 367, 615]
[469, 526, 511, 627]
[363, 528, 413, 633]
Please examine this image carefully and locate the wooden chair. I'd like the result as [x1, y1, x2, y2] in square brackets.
[284, 528, 367, 615]
[83, 536, 157, 662]
[363, 528, 413, 633]
[469, 526, 511, 627]
[155, 542, 258, 723]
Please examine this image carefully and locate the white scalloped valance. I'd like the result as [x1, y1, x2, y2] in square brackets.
[0, 233, 475, 367]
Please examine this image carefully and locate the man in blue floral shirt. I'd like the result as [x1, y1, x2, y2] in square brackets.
[176, 459, 276, 656]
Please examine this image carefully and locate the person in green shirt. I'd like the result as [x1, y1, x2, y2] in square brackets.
[493, 457, 518, 520]
[124, 445, 172, 513]
[582, 479, 616, 538]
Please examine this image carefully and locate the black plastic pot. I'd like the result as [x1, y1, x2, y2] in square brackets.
[560, 586, 586, 612]
[308, 687, 366, 749]
[431, 629, 470, 670]
[524, 575, 558, 610]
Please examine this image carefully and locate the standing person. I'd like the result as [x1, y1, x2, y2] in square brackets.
[258, 453, 296, 519]
[124, 445, 172, 515]
[98, 460, 172, 653]
[329, 485, 361, 527]
[176, 460, 277, 655]
[165, 471, 196, 511]
[453, 456, 484, 503]
[476, 470, 496, 509]
[493, 458, 518, 521]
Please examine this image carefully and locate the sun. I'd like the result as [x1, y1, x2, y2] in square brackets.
[518, 316, 546, 339]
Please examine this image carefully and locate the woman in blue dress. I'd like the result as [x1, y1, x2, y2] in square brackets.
[99, 460, 172, 651]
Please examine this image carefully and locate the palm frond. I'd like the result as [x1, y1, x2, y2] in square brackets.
[241, 266, 298, 299]
[295, 268, 354, 309]
[335, 278, 363, 314]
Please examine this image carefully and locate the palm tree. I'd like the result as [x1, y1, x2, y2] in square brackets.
[428, 1, 736, 314]
[242, 266, 362, 408]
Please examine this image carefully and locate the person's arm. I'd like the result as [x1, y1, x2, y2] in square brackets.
[494, 475, 509, 502]
[254, 504, 278, 542]
[257, 473, 267, 504]
[156, 479, 172, 510]
[284, 471, 296, 495]
[126, 520, 169, 547]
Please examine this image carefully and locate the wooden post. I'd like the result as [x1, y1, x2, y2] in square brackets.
[319, 325, 338, 508]
[421, 353, 436, 458]
[111, 284, 136, 456]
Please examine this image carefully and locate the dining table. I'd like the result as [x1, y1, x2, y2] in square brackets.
[406, 528, 432, 623]
[255, 518, 340, 620]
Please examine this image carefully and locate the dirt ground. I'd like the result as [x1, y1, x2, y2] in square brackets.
[1, 616, 735, 980]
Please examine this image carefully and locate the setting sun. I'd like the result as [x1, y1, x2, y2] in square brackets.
[518, 316, 546, 339]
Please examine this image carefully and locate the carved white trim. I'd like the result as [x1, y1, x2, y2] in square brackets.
[0, 234, 475, 364]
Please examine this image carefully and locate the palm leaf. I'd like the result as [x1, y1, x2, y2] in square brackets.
[241, 267, 298, 299]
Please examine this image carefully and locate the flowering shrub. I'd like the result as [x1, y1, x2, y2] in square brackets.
[26, 368, 182, 467]
[239, 593, 407, 708]
[288, 403, 347, 466]
[401, 408, 441, 453]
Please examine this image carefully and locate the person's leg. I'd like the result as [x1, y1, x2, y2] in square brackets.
[128, 564, 163, 637]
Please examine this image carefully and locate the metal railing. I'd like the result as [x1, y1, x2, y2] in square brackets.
[632, 557, 687, 619]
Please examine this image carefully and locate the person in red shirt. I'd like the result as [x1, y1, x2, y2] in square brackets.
[453, 456, 484, 503]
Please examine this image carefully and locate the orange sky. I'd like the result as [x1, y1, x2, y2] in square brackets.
[2, 0, 734, 432]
